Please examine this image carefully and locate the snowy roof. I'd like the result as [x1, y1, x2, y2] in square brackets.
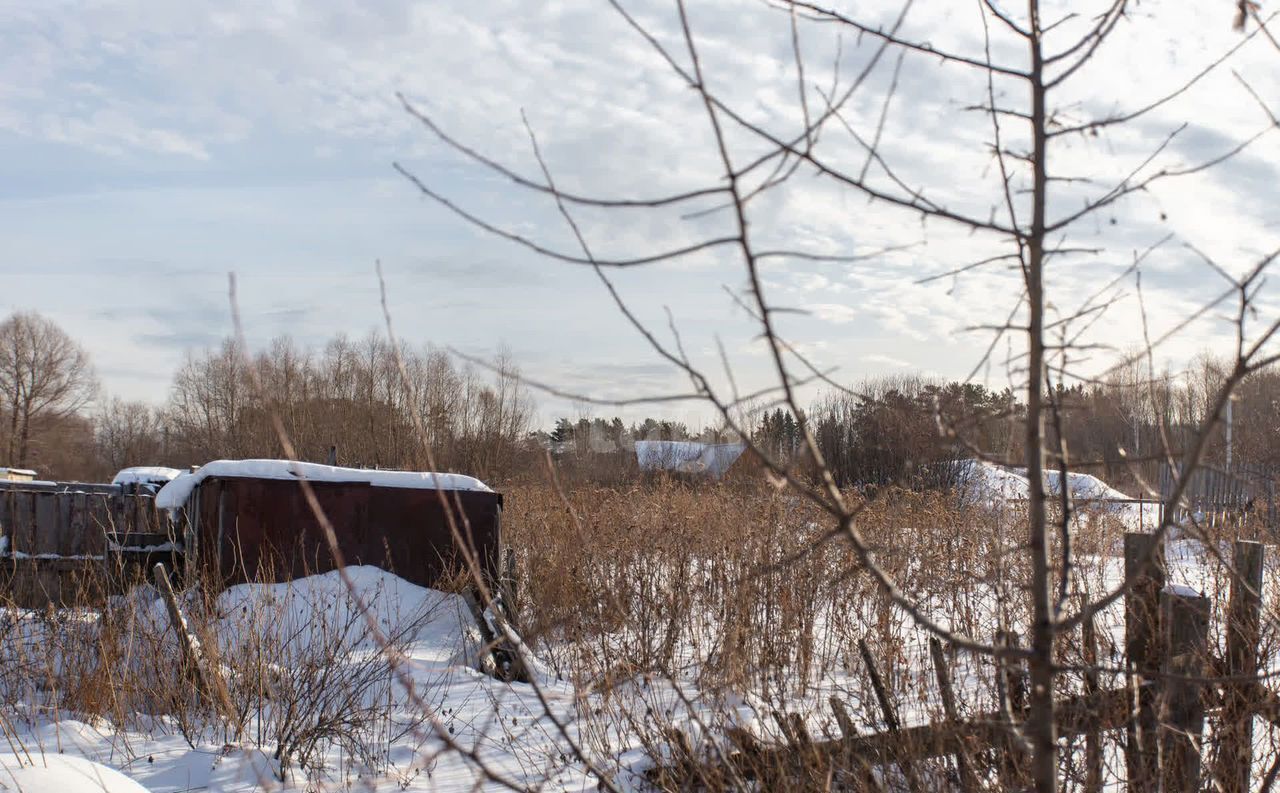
[111, 466, 183, 486]
[155, 459, 492, 511]
[0, 467, 37, 477]
[634, 441, 746, 479]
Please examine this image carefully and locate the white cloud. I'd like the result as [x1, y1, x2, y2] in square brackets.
[809, 303, 859, 324]
[863, 353, 913, 369]
[1, 0, 1278, 420]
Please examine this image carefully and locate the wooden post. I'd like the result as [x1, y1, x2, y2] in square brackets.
[1160, 588, 1209, 793]
[499, 547, 522, 635]
[462, 586, 530, 683]
[828, 696, 885, 793]
[997, 629, 1028, 790]
[858, 639, 920, 790]
[930, 637, 977, 792]
[771, 710, 797, 745]
[859, 639, 900, 731]
[153, 563, 236, 725]
[829, 696, 857, 739]
[462, 587, 500, 678]
[1082, 615, 1102, 793]
[1124, 532, 1165, 786]
[1216, 540, 1264, 793]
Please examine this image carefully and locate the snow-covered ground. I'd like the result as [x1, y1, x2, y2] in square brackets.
[0, 751, 150, 792]
[0, 464, 1264, 791]
[0, 568, 615, 791]
[0, 537, 1254, 792]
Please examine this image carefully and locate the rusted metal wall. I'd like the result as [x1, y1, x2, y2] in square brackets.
[187, 477, 502, 589]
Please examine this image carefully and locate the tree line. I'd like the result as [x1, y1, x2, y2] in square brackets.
[760, 362, 1276, 493]
[0, 310, 537, 483]
[2, 309, 1276, 492]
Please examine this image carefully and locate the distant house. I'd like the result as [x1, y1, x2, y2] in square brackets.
[634, 440, 746, 480]
[155, 459, 503, 590]
[0, 468, 36, 482]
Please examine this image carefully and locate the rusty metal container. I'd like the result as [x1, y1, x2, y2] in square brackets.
[184, 476, 502, 590]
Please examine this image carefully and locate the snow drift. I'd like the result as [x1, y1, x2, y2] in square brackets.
[0, 753, 150, 793]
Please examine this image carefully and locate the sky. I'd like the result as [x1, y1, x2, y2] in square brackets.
[3, 0, 1279, 428]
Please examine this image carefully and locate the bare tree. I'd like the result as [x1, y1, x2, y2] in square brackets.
[0, 310, 97, 469]
[94, 397, 164, 474]
[395, 2, 1280, 790]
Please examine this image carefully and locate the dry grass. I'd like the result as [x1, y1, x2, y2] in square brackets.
[507, 480, 1042, 687]
[501, 475, 1280, 790]
[0, 476, 1276, 790]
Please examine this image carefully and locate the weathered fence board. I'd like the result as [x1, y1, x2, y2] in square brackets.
[1159, 463, 1277, 533]
[1124, 531, 1165, 784]
[0, 482, 176, 607]
[1217, 540, 1265, 793]
[1161, 589, 1210, 793]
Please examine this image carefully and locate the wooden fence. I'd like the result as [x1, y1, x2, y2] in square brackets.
[655, 532, 1273, 792]
[1159, 463, 1278, 532]
[0, 481, 179, 608]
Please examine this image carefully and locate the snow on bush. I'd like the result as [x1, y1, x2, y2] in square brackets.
[195, 567, 483, 778]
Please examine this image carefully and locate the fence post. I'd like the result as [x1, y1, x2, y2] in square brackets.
[1082, 615, 1102, 793]
[1124, 532, 1165, 786]
[1216, 540, 1264, 793]
[930, 636, 978, 792]
[153, 563, 236, 725]
[858, 639, 921, 790]
[995, 629, 1028, 790]
[1160, 588, 1209, 793]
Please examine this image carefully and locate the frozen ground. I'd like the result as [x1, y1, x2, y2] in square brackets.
[0, 466, 1263, 790]
[0, 567, 615, 792]
[0, 537, 1249, 792]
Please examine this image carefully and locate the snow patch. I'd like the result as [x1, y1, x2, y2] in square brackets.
[1046, 470, 1132, 502]
[212, 566, 482, 668]
[1166, 583, 1202, 598]
[955, 459, 1032, 502]
[0, 752, 151, 792]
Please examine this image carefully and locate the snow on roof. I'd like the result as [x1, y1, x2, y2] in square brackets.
[635, 440, 746, 479]
[0, 467, 37, 477]
[155, 459, 492, 511]
[111, 466, 183, 486]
